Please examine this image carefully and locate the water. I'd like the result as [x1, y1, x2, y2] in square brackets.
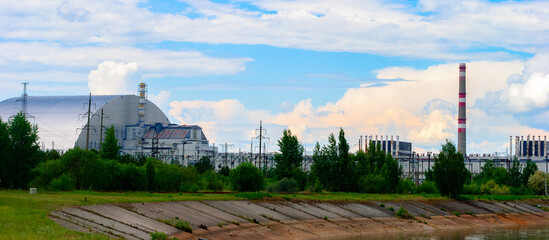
[337, 226, 549, 240]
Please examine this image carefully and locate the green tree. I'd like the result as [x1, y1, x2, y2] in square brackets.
[0, 117, 11, 188]
[195, 156, 214, 174]
[101, 126, 120, 160]
[492, 167, 510, 185]
[522, 160, 538, 186]
[433, 140, 467, 198]
[273, 129, 304, 180]
[527, 171, 548, 195]
[8, 112, 42, 188]
[146, 158, 155, 191]
[509, 158, 522, 187]
[229, 162, 264, 192]
[337, 128, 356, 192]
[474, 160, 496, 184]
[382, 154, 402, 193]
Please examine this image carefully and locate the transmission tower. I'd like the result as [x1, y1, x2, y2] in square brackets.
[78, 93, 96, 150]
[252, 121, 269, 176]
[13, 82, 34, 121]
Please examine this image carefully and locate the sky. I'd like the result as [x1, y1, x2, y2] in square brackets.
[1, 0, 549, 155]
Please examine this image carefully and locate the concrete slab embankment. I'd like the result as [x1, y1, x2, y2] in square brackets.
[50, 199, 549, 240]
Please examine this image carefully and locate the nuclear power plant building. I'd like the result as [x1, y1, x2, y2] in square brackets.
[0, 86, 217, 164]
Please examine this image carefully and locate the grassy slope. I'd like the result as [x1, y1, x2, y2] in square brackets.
[0, 190, 546, 239]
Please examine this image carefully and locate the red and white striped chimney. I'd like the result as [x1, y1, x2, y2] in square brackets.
[458, 63, 466, 155]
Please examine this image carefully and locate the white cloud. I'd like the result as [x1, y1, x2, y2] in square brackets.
[477, 53, 549, 113]
[88, 61, 138, 95]
[167, 60, 535, 153]
[148, 90, 172, 116]
[57, 1, 90, 22]
[2, 0, 549, 59]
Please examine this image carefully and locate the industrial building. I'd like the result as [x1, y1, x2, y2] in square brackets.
[362, 135, 413, 159]
[0, 83, 217, 164]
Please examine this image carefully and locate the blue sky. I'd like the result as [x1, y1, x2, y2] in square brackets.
[1, 0, 549, 154]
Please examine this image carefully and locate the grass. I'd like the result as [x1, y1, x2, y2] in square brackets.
[1, 189, 548, 239]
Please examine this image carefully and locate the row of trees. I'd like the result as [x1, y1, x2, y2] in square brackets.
[0, 113, 544, 197]
[269, 128, 403, 194]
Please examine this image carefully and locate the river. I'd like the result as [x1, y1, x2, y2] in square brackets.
[336, 225, 549, 240]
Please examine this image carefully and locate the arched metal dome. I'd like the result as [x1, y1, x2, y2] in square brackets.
[0, 95, 170, 150]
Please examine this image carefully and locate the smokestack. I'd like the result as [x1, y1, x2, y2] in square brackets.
[138, 83, 147, 127]
[458, 63, 467, 156]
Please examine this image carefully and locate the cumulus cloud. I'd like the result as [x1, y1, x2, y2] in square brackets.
[88, 61, 139, 95]
[167, 60, 530, 153]
[478, 53, 549, 113]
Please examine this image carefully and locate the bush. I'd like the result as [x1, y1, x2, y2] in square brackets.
[174, 220, 192, 233]
[199, 171, 224, 191]
[47, 173, 74, 191]
[528, 171, 548, 195]
[480, 180, 510, 195]
[30, 159, 65, 188]
[150, 231, 168, 240]
[396, 178, 415, 194]
[462, 183, 482, 195]
[510, 186, 535, 195]
[268, 178, 298, 193]
[415, 181, 438, 194]
[395, 207, 414, 219]
[359, 174, 387, 193]
[218, 166, 230, 177]
[230, 163, 265, 192]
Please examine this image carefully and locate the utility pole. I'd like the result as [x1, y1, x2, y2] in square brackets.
[259, 121, 263, 169]
[99, 109, 104, 150]
[252, 121, 269, 176]
[85, 93, 92, 150]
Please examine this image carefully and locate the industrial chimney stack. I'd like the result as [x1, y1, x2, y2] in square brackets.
[458, 63, 466, 156]
[138, 83, 147, 127]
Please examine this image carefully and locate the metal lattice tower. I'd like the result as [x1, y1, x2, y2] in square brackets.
[14, 82, 34, 120]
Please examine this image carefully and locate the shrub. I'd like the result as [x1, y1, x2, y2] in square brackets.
[510, 186, 535, 195]
[229, 162, 265, 192]
[218, 166, 230, 177]
[415, 181, 438, 194]
[388, 207, 394, 211]
[462, 183, 482, 195]
[268, 178, 298, 193]
[359, 174, 387, 193]
[47, 173, 74, 191]
[453, 211, 461, 217]
[174, 220, 192, 233]
[481, 180, 510, 195]
[396, 178, 415, 194]
[528, 171, 548, 195]
[395, 207, 414, 219]
[150, 231, 168, 240]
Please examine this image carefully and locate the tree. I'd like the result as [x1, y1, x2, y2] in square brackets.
[273, 129, 304, 180]
[382, 154, 402, 193]
[195, 156, 214, 174]
[0, 117, 11, 188]
[8, 112, 42, 188]
[509, 158, 522, 187]
[229, 162, 264, 192]
[527, 171, 548, 195]
[146, 158, 155, 191]
[433, 140, 467, 198]
[337, 128, 355, 192]
[522, 160, 538, 186]
[101, 126, 120, 160]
